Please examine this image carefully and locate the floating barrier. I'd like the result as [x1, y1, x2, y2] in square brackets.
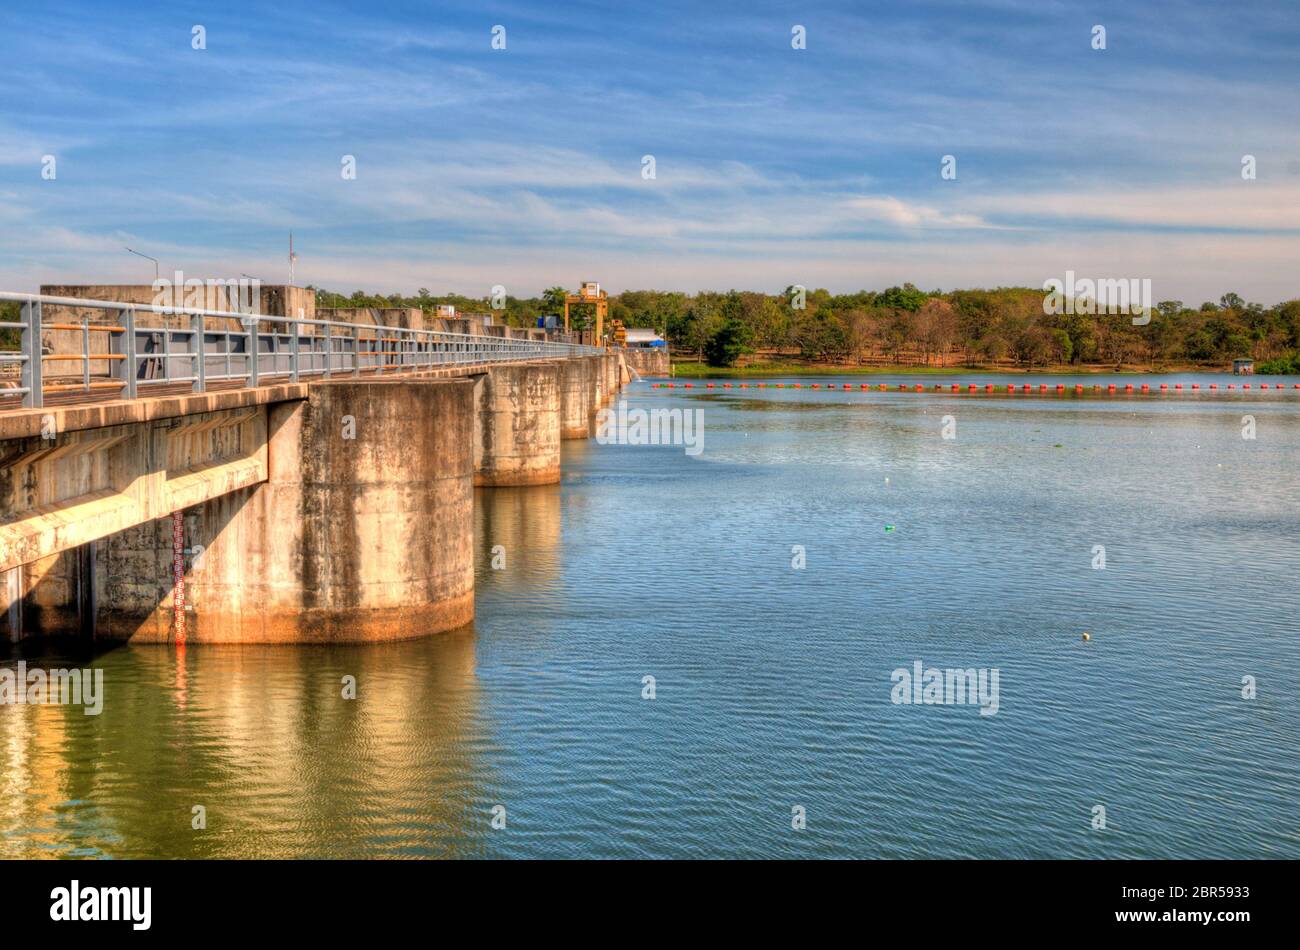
[654, 378, 1299, 397]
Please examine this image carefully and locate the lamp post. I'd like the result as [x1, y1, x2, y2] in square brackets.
[125, 247, 159, 280]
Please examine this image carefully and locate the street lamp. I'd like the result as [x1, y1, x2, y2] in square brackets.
[125, 247, 159, 280]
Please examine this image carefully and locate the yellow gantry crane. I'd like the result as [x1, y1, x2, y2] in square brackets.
[563, 281, 609, 345]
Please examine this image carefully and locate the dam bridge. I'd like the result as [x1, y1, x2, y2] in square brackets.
[0, 290, 626, 643]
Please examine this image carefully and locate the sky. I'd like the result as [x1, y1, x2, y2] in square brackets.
[0, 0, 1297, 303]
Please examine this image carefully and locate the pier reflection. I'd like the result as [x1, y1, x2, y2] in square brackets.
[0, 629, 492, 858]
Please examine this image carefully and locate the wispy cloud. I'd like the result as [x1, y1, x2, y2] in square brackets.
[0, 0, 1296, 301]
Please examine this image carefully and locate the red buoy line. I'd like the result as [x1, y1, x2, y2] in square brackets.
[650, 380, 1300, 395]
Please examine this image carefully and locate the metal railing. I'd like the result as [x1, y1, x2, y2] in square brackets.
[0, 291, 600, 409]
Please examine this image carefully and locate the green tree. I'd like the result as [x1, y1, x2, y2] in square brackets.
[704, 318, 750, 366]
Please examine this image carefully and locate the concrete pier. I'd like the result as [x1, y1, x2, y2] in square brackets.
[559, 356, 596, 440]
[473, 363, 561, 487]
[89, 379, 475, 642]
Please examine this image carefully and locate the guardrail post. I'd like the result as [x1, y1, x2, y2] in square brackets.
[191, 312, 206, 393]
[81, 316, 91, 391]
[20, 300, 42, 408]
[247, 317, 259, 388]
[323, 323, 332, 378]
[162, 320, 172, 381]
[124, 308, 138, 399]
[290, 316, 300, 383]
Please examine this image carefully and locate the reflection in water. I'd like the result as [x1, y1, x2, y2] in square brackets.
[475, 484, 562, 597]
[2, 376, 1299, 858]
[0, 631, 490, 858]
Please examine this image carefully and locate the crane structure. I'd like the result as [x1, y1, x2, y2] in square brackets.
[563, 281, 609, 345]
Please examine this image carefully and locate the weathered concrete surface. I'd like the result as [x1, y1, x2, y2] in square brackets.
[473, 363, 561, 486]
[0, 400, 270, 573]
[594, 351, 624, 407]
[622, 347, 669, 377]
[94, 379, 475, 643]
[0, 546, 94, 640]
[593, 353, 609, 408]
[1, 352, 613, 643]
[559, 356, 596, 440]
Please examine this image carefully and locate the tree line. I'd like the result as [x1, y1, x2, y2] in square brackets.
[308, 284, 1300, 372]
[7, 284, 1295, 372]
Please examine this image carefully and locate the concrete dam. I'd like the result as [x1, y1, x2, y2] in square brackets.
[0, 289, 629, 643]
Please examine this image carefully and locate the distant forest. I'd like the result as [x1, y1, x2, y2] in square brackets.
[309, 285, 1300, 373]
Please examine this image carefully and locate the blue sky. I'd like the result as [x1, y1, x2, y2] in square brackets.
[1, 0, 1298, 301]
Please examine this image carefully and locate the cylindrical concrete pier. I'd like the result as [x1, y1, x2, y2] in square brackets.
[474, 363, 561, 486]
[95, 379, 477, 642]
[559, 357, 595, 440]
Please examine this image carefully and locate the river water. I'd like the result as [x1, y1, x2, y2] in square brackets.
[2, 373, 1298, 858]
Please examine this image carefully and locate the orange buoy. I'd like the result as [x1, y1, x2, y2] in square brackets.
[1243, 383, 1251, 389]
[1191, 383, 1199, 390]
[985, 383, 994, 392]
[1209, 383, 1217, 389]
[1141, 384, 1150, 392]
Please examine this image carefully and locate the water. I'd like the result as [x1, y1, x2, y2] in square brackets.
[3, 374, 1298, 858]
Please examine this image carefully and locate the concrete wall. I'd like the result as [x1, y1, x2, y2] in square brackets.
[622, 347, 669, 377]
[316, 307, 428, 330]
[0, 390, 285, 574]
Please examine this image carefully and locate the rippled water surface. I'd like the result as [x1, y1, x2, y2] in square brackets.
[3, 375, 1298, 858]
